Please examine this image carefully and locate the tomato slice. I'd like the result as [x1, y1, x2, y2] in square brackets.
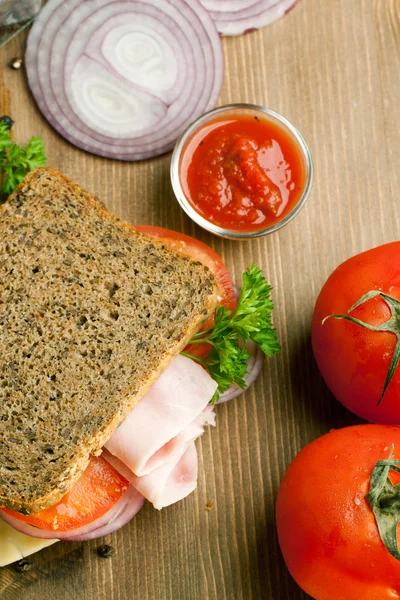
[135, 226, 237, 358]
[1, 455, 128, 532]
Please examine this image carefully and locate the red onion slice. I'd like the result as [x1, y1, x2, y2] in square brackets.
[199, 0, 298, 36]
[216, 338, 265, 403]
[0, 485, 144, 542]
[201, 0, 261, 11]
[25, 0, 223, 160]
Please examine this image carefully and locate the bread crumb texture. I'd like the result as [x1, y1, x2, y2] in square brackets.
[0, 168, 218, 514]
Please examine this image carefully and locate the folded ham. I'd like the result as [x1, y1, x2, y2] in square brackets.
[104, 355, 217, 509]
[104, 442, 197, 510]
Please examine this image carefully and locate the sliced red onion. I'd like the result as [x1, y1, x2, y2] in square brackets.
[0, 485, 144, 542]
[199, 0, 298, 36]
[25, 0, 223, 160]
[216, 338, 264, 403]
[201, 0, 261, 11]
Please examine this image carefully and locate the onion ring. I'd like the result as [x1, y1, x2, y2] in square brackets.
[25, 0, 223, 160]
[200, 0, 298, 36]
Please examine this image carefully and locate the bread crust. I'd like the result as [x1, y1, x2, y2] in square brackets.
[0, 168, 219, 514]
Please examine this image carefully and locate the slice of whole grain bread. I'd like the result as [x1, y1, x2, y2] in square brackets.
[0, 168, 219, 515]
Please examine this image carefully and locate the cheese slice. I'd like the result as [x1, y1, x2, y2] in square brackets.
[0, 520, 58, 567]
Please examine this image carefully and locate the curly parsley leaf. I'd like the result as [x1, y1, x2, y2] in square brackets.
[183, 336, 249, 404]
[229, 264, 279, 354]
[209, 335, 249, 388]
[0, 122, 46, 197]
[184, 264, 280, 402]
[0, 121, 11, 159]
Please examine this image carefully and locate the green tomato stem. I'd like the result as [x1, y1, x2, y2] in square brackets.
[365, 445, 400, 560]
[323, 290, 400, 406]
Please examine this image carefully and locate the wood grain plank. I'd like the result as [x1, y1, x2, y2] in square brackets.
[0, 0, 399, 598]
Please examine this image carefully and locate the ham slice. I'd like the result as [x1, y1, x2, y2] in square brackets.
[104, 441, 199, 510]
[141, 404, 216, 474]
[104, 355, 217, 509]
[133, 442, 199, 509]
[105, 355, 217, 476]
[104, 406, 215, 509]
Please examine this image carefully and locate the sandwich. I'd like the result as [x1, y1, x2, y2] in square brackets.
[0, 168, 278, 566]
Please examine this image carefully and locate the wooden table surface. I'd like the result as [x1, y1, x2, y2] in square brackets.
[0, 1, 399, 598]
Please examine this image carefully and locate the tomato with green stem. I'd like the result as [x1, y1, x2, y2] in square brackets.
[312, 242, 400, 424]
[276, 424, 400, 600]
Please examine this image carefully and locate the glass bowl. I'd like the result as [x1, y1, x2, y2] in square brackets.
[170, 103, 313, 240]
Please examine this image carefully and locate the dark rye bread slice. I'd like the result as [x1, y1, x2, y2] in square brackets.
[0, 168, 219, 515]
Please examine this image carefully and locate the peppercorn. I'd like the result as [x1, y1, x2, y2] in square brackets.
[13, 558, 31, 572]
[97, 544, 114, 558]
[9, 57, 23, 70]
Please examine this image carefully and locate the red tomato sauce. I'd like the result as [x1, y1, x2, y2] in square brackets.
[180, 114, 306, 232]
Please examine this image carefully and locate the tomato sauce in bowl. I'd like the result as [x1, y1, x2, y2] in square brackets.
[171, 105, 313, 239]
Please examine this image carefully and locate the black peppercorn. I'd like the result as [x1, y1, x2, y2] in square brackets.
[14, 558, 32, 572]
[97, 544, 114, 558]
[0, 115, 14, 130]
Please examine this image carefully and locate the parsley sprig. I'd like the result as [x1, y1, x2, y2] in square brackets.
[182, 264, 280, 402]
[0, 121, 46, 196]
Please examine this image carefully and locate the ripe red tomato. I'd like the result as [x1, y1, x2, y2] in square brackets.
[1, 455, 128, 532]
[135, 226, 236, 358]
[312, 242, 400, 424]
[276, 424, 400, 600]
